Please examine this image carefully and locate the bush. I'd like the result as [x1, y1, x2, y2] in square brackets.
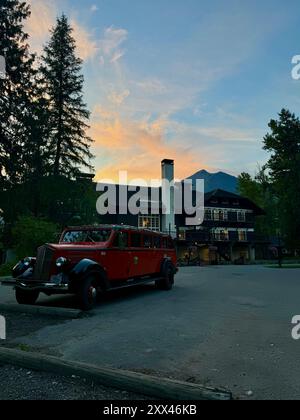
[0, 261, 17, 277]
[12, 216, 58, 259]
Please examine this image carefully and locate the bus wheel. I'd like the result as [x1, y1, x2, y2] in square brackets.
[156, 264, 174, 291]
[16, 288, 39, 305]
[78, 275, 98, 311]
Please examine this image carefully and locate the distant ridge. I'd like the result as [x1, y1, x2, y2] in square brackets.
[187, 170, 238, 193]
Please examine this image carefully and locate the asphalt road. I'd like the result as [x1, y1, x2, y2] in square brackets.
[1, 265, 300, 400]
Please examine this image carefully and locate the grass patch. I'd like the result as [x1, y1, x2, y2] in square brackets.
[16, 344, 32, 352]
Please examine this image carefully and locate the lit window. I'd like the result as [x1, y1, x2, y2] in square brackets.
[238, 230, 247, 242]
[213, 210, 220, 221]
[220, 229, 229, 241]
[212, 229, 229, 241]
[138, 215, 160, 232]
[178, 228, 186, 241]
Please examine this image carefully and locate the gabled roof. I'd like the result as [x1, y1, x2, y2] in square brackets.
[205, 189, 242, 200]
[204, 189, 265, 215]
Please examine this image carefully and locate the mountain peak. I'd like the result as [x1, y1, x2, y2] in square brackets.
[187, 169, 238, 193]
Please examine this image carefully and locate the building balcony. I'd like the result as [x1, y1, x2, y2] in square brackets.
[181, 229, 269, 244]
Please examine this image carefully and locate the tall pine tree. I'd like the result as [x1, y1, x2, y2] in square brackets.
[264, 109, 300, 250]
[40, 14, 94, 177]
[0, 0, 36, 187]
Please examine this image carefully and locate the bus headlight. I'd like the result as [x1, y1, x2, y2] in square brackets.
[56, 257, 67, 268]
[23, 257, 33, 267]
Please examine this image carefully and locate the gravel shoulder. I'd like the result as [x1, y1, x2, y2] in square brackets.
[0, 365, 149, 400]
[0, 310, 149, 400]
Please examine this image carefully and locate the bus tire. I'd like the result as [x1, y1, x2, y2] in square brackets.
[156, 262, 174, 291]
[16, 288, 39, 305]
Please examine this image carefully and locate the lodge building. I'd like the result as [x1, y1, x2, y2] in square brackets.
[99, 159, 267, 265]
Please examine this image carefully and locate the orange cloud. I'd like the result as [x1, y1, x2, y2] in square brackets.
[25, 0, 55, 54]
[90, 108, 205, 182]
[71, 20, 98, 61]
[26, 0, 98, 60]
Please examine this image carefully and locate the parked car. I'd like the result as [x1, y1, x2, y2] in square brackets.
[12, 225, 178, 310]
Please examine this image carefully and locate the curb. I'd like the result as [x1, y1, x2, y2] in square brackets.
[0, 277, 15, 286]
[0, 347, 232, 401]
[0, 303, 84, 319]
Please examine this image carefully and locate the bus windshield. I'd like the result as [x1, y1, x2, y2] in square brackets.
[61, 229, 112, 244]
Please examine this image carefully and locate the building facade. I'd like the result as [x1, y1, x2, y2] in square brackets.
[97, 160, 266, 264]
[175, 189, 266, 264]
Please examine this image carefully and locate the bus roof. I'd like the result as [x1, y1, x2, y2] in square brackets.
[63, 225, 172, 237]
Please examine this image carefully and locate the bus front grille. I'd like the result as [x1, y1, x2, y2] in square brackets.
[33, 246, 54, 282]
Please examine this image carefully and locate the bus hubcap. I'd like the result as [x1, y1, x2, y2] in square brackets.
[88, 286, 97, 302]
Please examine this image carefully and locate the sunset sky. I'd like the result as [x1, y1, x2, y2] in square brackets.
[26, 0, 300, 182]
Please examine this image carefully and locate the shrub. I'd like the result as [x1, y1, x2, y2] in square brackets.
[12, 216, 58, 259]
[0, 261, 17, 277]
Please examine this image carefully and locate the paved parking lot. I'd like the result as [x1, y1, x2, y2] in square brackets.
[1, 265, 300, 400]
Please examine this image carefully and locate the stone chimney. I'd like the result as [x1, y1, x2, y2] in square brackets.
[161, 159, 175, 236]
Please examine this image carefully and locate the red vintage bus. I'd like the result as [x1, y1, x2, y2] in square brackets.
[13, 225, 178, 310]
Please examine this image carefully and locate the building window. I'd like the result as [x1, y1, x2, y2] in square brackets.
[212, 229, 229, 241]
[219, 210, 228, 221]
[205, 209, 212, 220]
[178, 228, 186, 241]
[212, 209, 228, 221]
[219, 229, 229, 241]
[238, 230, 247, 242]
[138, 215, 160, 232]
[213, 210, 220, 221]
[237, 211, 246, 222]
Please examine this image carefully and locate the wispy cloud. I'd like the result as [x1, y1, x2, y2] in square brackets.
[70, 20, 98, 61]
[90, 4, 98, 13]
[99, 26, 128, 64]
[25, 0, 56, 55]
[108, 90, 131, 106]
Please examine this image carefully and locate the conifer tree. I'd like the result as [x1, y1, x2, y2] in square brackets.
[40, 14, 94, 177]
[0, 0, 36, 187]
[264, 109, 300, 250]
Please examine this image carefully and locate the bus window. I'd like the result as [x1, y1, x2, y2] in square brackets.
[161, 238, 167, 249]
[131, 233, 142, 248]
[153, 236, 161, 249]
[167, 238, 175, 249]
[113, 232, 128, 249]
[143, 235, 153, 248]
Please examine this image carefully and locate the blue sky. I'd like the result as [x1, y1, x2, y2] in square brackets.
[27, 0, 300, 181]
